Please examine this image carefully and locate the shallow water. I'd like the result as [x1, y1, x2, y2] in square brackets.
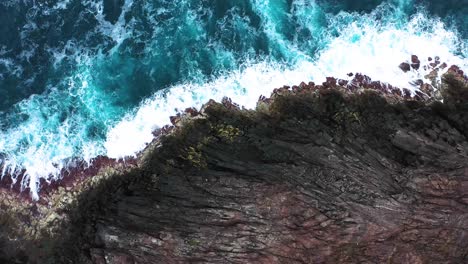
[0, 0, 466, 198]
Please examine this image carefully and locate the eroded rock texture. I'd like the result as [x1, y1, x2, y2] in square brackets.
[84, 72, 468, 263]
[2, 71, 468, 264]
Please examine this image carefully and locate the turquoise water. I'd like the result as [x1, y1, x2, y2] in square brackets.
[0, 0, 466, 198]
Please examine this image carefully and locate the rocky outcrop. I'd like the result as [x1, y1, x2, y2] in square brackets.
[0, 69, 468, 263]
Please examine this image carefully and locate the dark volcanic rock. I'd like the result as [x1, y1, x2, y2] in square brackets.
[323, 77, 337, 87]
[410, 55, 420, 70]
[399, 62, 411, 72]
[1, 71, 468, 264]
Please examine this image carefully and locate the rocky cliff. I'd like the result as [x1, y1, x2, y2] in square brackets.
[0, 66, 467, 263]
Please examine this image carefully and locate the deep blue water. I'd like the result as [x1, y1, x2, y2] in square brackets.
[0, 0, 466, 198]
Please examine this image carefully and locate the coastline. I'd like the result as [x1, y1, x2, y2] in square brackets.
[0, 62, 466, 263]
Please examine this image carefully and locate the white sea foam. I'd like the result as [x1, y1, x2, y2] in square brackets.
[105, 11, 467, 159]
[0, 2, 467, 200]
[315, 11, 467, 88]
[0, 69, 109, 199]
[104, 61, 314, 157]
[88, 0, 134, 47]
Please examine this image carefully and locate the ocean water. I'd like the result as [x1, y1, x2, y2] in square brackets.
[0, 0, 466, 199]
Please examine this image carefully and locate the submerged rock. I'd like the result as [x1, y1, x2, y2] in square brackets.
[0, 70, 468, 263]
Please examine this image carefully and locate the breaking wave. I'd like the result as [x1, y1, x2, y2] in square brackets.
[0, 0, 466, 199]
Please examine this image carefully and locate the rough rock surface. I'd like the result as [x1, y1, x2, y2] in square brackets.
[1, 70, 468, 263]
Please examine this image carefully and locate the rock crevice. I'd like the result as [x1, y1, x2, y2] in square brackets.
[1, 70, 468, 263]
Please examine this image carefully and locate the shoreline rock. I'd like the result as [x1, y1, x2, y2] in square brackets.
[0, 65, 467, 263]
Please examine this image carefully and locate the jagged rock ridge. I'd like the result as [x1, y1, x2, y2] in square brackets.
[0, 68, 468, 263]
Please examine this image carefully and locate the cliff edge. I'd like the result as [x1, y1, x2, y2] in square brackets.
[1, 67, 468, 263]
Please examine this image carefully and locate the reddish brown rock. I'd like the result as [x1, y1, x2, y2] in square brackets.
[411, 55, 420, 70]
[184, 107, 199, 117]
[399, 62, 411, 72]
[61, 72, 466, 264]
[338, 79, 348, 86]
[308, 81, 315, 89]
[425, 69, 439, 83]
[323, 77, 337, 88]
[221, 97, 240, 110]
[403, 88, 412, 98]
[420, 83, 434, 95]
[1, 71, 468, 264]
[169, 114, 181, 126]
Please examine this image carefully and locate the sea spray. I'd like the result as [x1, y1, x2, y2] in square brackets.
[105, 7, 467, 159]
[0, 0, 466, 198]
